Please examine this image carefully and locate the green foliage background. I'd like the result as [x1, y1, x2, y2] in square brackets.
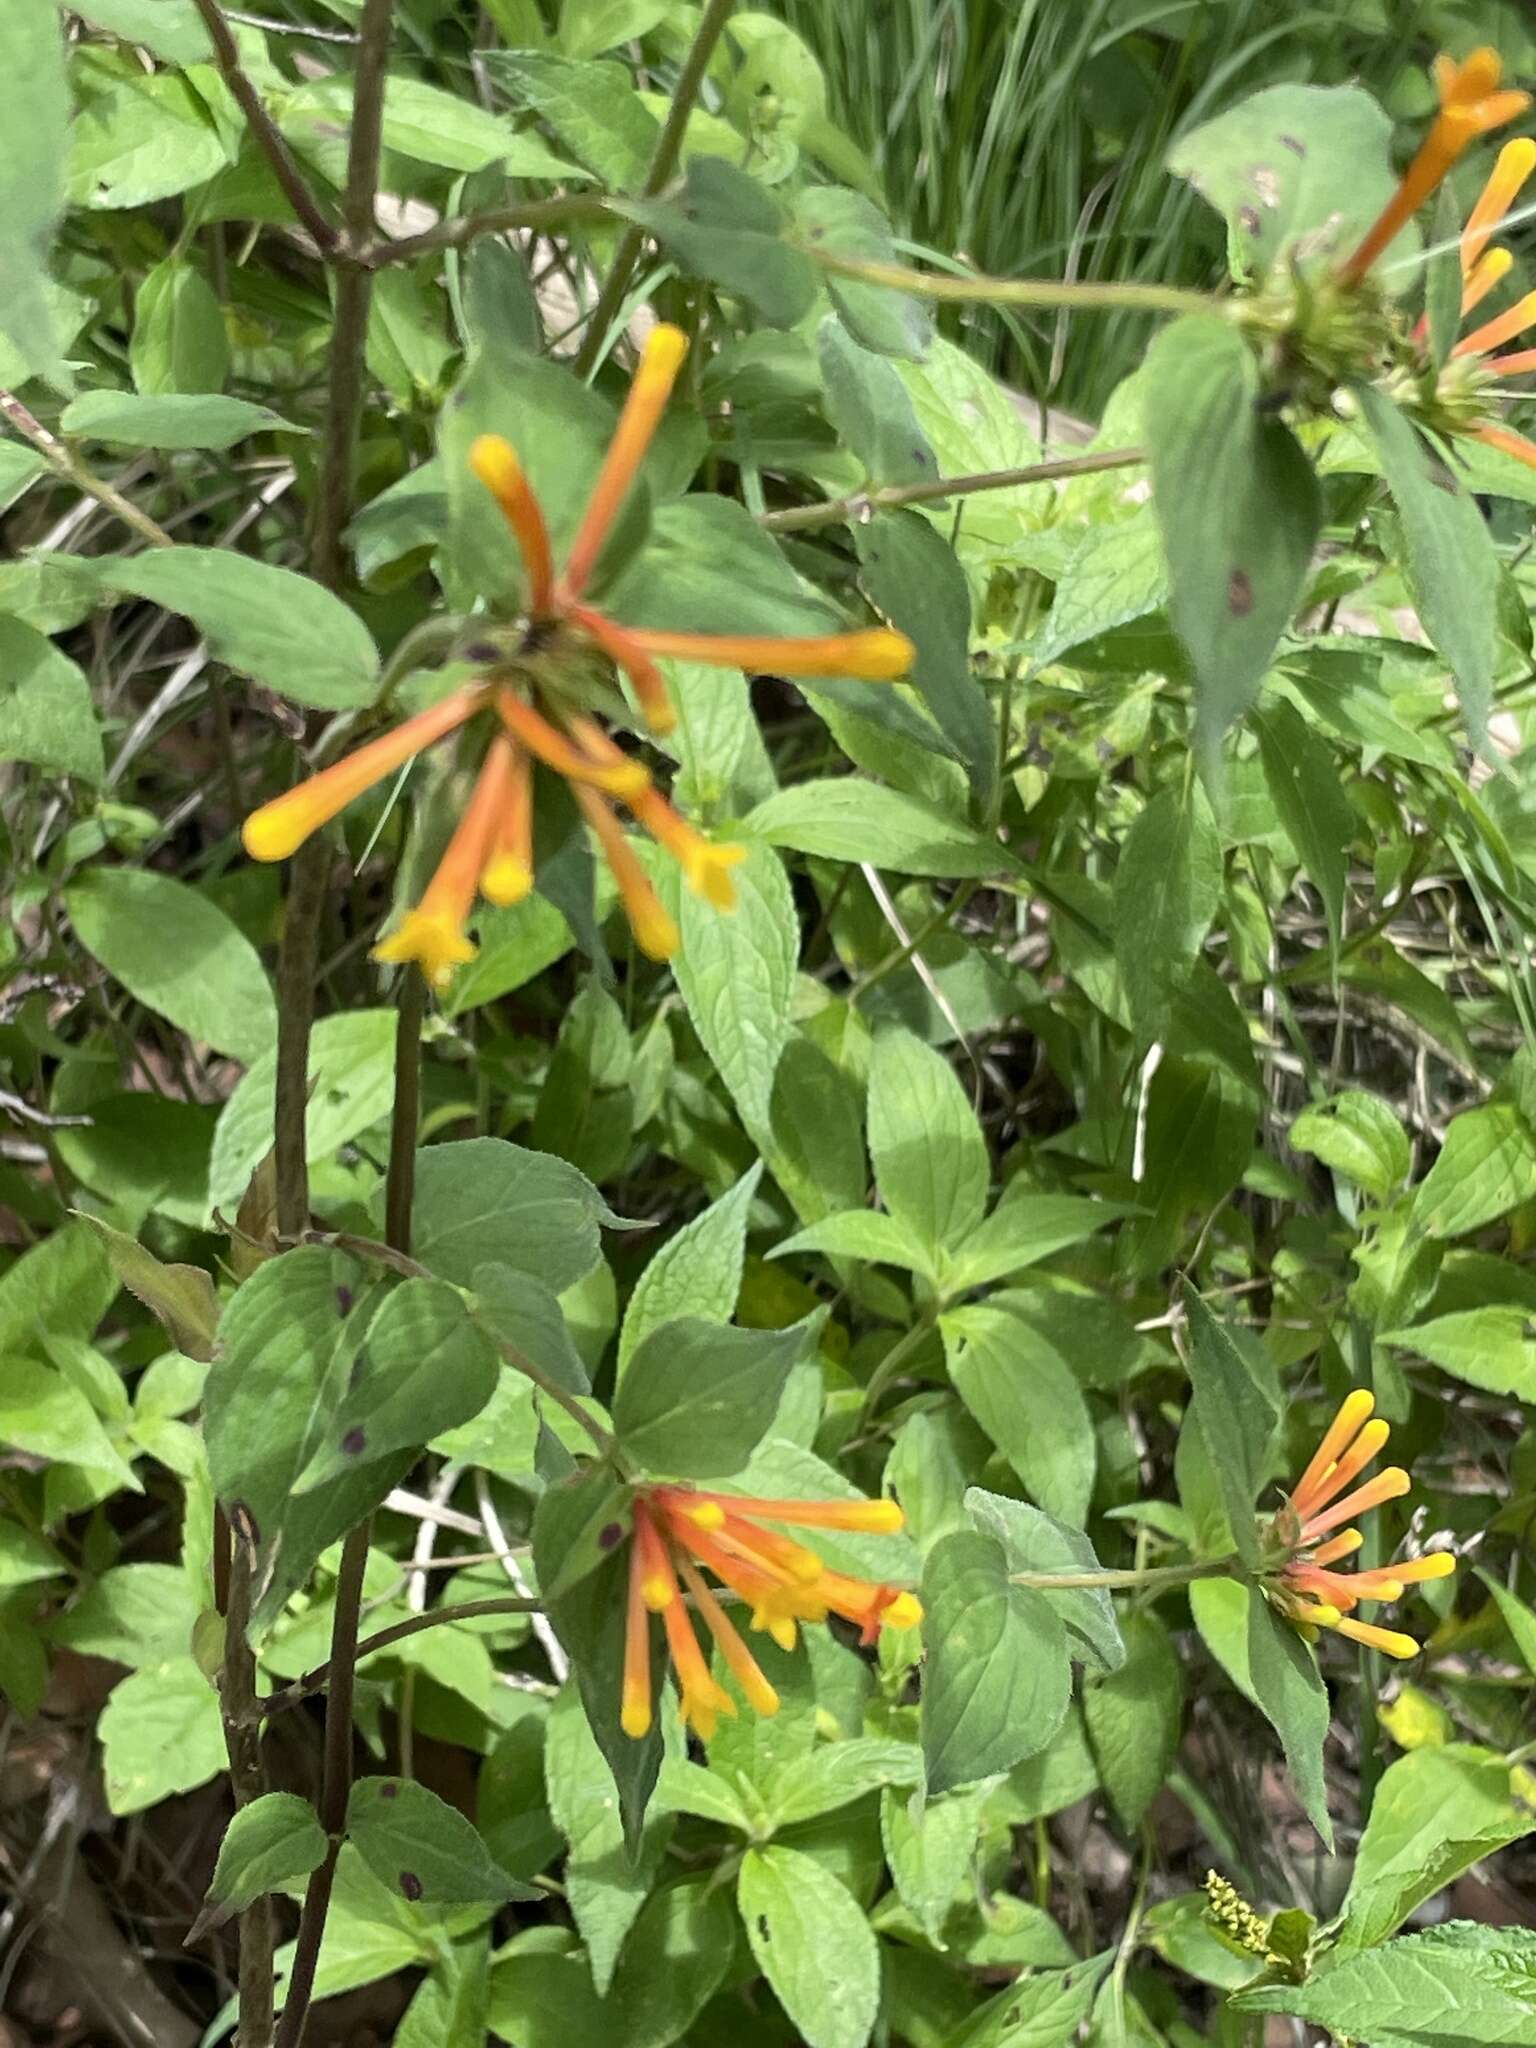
[2, 2, 1536, 2046]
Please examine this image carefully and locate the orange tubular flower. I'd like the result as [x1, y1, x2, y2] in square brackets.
[620, 1484, 921, 1739]
[1265, 1391, 1455, 1661]
[242, 322, 914, 982]
[1340, 49, 1530, 285]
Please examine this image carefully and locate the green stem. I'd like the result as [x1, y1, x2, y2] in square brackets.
[573, 0, 736, 376]
[856, 1315, 937, 1426]
[0, 388, 175, 550]
[758, 447, 1145, 534]
[219, 1529, 274, 2048]
[849, 881, 978, 1006]
[1010, 1557, 1238, 1593]
[802, 248, 1215, 320]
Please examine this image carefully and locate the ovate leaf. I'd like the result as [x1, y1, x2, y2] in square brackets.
[612, 1316, 811, 1478]
[738, 1845, 881, 2048]
[197, 1792, 327, 1933]
[346, 1776, 534, 1908]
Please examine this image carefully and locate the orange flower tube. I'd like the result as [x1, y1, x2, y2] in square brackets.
[575, 785, 679, 961]
[561, 325, 690, 601]
[480, 738, 533, 906]
[624, 626, 914, 681]
[372, 734, 514, 986]
[470, 434, 556, 617]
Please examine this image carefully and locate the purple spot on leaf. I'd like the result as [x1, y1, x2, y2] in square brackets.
[400, 1871, 423, 1901]
[342, 1427, 367, 1456]
[599, 1522, 624, 1551]
[1227, 568, 1255, 617]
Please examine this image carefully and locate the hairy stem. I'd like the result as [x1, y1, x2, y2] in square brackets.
[188, 0, 338, 251]
[1009, 1557, 1239, 1592]
[573, 0, 736, 375]
[803, 248, 1215, 319]
[261, 1597, 541, 1715]
[383, 973, 425, 1254]
[272, 839, 329, 1238]
[758, 447, 1146, 534]
[310, 0, 394, 590]
[364, 193, 614, 267]
[0, 390, 175, 550]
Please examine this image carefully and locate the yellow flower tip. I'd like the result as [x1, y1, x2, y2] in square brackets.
[621, 1686, 652, 1738]
[242, 796, 316, 863]
[371, 910, 477, 989]
[742, 1673, 780, 1717]
[1363, 1578, 1406, 1604]
[849, 628, 915, 681]
[640, 323, 690, 385]
[883, 1591, 923, 1631]
[641, 696, 678, 737]
[684, 842, 746, 912]
[1337, 1618, 1421, 1660]
[1414, 1550, 1457, 1581]
[785, 1545, 825, 1585]
[1305, 1602, 1343, 1628]
[763, 1612, 797, 1652]
[597, 759, 653, 801]
[850, 1499, 906, 1533]
[628, 901, 679, 962]
[469, 432, 525, 495]
[480, 853, 533, 907]
[683, 1499, 727, 1531]
[640, 1571, 674, 1613]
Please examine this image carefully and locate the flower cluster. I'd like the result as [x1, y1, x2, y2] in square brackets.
[242, 325, 913, 984]
[1266, 1390, 1455, 1659]
[621, 1485, 922, 1740]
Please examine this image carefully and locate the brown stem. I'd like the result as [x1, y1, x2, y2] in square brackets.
[310, 0, 394, 590]
[219, 1534, 275, 2047]
[758, 446, 1147, 534]
[259, 1597, 541, 1716]
[363, 193, 614, 267]
[272, 1524, 369, 2048]
[187, 0, 338, 252]
[383, 973, 424, 1254]
[0, 389, 175, 550]
[573, 0, 736, 376]
[272, 838, 330, 1238]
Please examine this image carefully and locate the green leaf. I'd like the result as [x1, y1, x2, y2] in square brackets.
[285, 73, 580, 179]
[765, 1737, 923, 1827]
[486, 51, 660, 189]
[97, 550, 378, 711]
[61, 389, 297, 451]
[618, 1164, 761, 1377]
[1479, 1573, 1536, 1679]
[620, 159, 818, 327]
[1082, 1611, 1183, 1831]
[296, 1279, 499, 1490]
[412, 1137, 610, 1295]
[1254, 697, 1353, 955]
[1111, 780, 1221, 1036]
[664, 840, 797, 1144]
[79, 1215, 217, 1361]
[1354, 386, 1497, 750]
[920, 1530, 1071, 1794]
[347, 1776, 534, 1908]
[98, 1656, 224, 1815]
[1190, 1578, 1332, 1846]
[68, 67, 232, 211]
[198, 1793, 327, 1931]
[1029, 507, 1166, 668]
[772, 1207, 934, 1276]
[1231, 1923, 1536, 2045]
[1180, 1284, 1279, 1568]
[1290, 1090, 1411, 1202]
[0, 1356, 137, 1485]
[1379, 1307, 1536, 1400]
[558, 0, 667, 60]
[445, 891, 573, 1014]
[854, 510, 994, 811]
[70, 0, 212, 63]
[964, 1488, 1124, 1674]
[881, 1780, 991, 1943]
[0, 1525, 67, 1593]
[746, 780, 1001, 875]
[1424, 182, 1464, 370]
[817, 319, 937, 488]
[613, 1315, 810, 1478]
[1338, 1745, 1534, 1950]
[66, 866, 276, 1065]
[0, 1223, 117, 1353]
[942, 1308, 1095, 1526]
[608, 496, 838, 640]
[1167, 84, 1404, 282]
[470, 1265, 593, 1397]
[1410, 1102, 1536, 1239]
[208, 1008, 397, 1216]
[47, 1561, 196, 1667]
[544, 1684, 669, 1993]
[738, 1845, 881, 2048]
[795, 187, 932, 358]
[1143, 315, 1320, 759]
[0, 617, 104, 783]
[130, 256, 229, 394]
[940, 1187, 1130, 1294]
[868, 1027, 989, 1253]
[0, 0, 70, 387]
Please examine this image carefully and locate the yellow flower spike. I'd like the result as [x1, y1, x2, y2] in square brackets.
[627, 784, 745, 912]
[659, 1591, 737, 1739]
[675, 1553, 781, 1719]
[495, 688, 649, 799]
[480, 739, 534, 907]
[622, 1532, 653, 1739]
[568, 603, 678, 735]
[1289, 1389, 1375, 1514]
[1461, 244, 1514, 316]
[562, 324, 690, 601]
[1340, 47, 1530, 285]
[469, 434, 556, 617]
[1299, 1465, 1411, 1543]
[1352, 1553, 1456, 1591]
[701, 1492, 907, 1534]
[624, 626, 914, 681]
[574, 784, 679, 961]
[1463, 137, 1536, 271]
[242, 685, 487, 863]
[1309, 1528, 1363, 1565]
[372, 735, 513, 987]
[1454, 287, 1536, 357]
[1293, 1417, 1392, 1522]
[1332, 1616, 1421, 1660]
